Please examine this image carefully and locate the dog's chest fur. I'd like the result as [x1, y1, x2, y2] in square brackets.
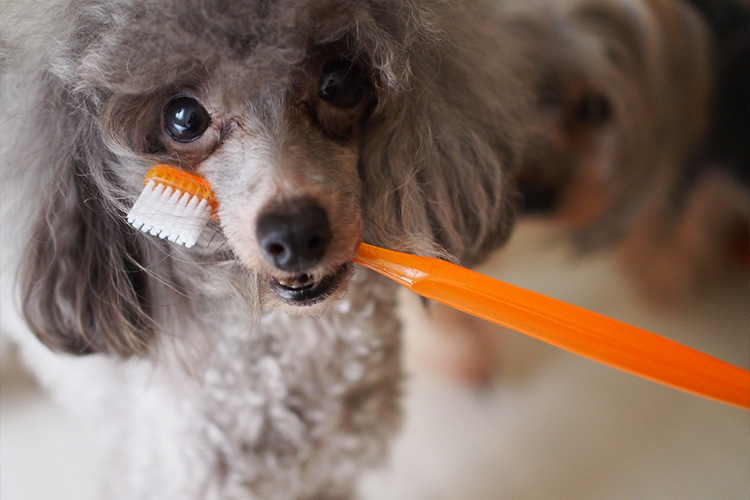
[19, 270, 402, 500]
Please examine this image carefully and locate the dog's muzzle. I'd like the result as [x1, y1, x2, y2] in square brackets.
[256, 199, 348, 305]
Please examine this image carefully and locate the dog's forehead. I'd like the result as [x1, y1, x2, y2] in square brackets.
[69, 0, 422, 96]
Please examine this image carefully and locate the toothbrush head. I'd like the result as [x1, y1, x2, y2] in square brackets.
[126, 165, 217, 248]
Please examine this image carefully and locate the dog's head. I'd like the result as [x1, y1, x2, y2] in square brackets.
[6, 0, 534, 356]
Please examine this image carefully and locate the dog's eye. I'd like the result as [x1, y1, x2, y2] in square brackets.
[318, 61, 365, 108]
[164, 96, 211, 143]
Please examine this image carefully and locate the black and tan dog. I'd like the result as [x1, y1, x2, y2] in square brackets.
[427, 0, 749, 384]
[517, 0, 749, 302]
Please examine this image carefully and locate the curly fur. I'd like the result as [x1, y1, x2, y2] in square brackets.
[1, 0, 537, 497]
[1, 0, 744, 498]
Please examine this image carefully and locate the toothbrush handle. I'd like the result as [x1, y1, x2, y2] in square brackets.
[354, 243, 750, 409]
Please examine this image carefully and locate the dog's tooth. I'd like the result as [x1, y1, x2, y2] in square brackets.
[275, 274, 316, 289]
[277, 278, 299, 288]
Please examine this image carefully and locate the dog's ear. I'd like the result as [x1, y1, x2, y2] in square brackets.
[358, 19, 528, 266]
[21, 169, 154, 357]
[17, 79, 155, 357]
[360, 96, 520, 266]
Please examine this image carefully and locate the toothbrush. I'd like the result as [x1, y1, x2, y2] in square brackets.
[128, 165, 750, 409]
[353, 243, 750, 409]
[127, 165, 218, 248]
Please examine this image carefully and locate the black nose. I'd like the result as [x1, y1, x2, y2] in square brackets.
[256, 201, 332, 272]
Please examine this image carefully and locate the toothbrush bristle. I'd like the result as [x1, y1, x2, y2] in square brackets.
[127, 178, 213, 248]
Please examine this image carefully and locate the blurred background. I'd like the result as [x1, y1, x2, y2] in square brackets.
[2, 221, 748, 500]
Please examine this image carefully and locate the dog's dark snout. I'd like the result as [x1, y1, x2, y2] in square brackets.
[256, 201, 332, 272]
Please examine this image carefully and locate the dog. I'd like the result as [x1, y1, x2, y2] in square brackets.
[516, 0, 749, 303]
[1, 0, 535, 497]
[422, 0, 750, 384]
[1, 0, 746, 498]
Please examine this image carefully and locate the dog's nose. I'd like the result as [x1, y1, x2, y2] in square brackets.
[256, 201, 332, 272]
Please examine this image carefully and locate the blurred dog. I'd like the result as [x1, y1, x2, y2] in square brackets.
[518, 0, 749, 302]
[422, 0, 749, 384]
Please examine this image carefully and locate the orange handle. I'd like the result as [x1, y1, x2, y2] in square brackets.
[354, 243, 750, 409]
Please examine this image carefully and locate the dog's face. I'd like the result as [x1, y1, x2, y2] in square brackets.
[147, 57, 371, 309]
[203, 68, 364, 308]
[93, 0, 524, 311]
[94, 2, 394, 311]
[12, 0, 528, 355]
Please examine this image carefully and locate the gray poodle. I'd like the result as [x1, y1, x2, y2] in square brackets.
[1, 1, 532, 497]
[1, 0, 743, 498]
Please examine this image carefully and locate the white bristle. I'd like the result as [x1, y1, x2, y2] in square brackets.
[127, 181, 212, 248]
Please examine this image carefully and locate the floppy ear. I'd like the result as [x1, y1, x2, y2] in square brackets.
[17, 77, 155, 357]
[21, 166, 154, 357]
[360, 96, 519, 266]
[358, 8, 532, 266]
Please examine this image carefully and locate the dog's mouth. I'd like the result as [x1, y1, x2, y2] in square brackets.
[269, 264, 352, 305]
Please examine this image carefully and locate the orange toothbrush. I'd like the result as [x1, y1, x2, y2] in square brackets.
[354, 243, 750, 410]
[129, 166, 750, 409]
